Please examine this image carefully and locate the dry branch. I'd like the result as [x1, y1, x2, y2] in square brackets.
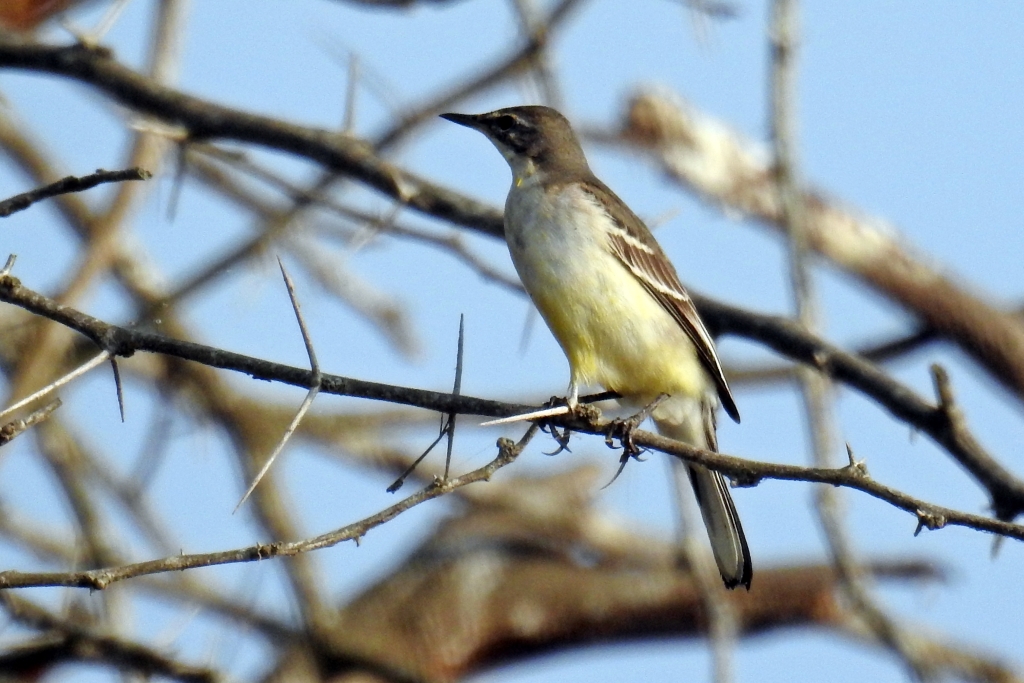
[2, 274, 1022, 557]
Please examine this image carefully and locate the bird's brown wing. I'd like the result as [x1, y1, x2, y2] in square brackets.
[578, 180, 739, 422]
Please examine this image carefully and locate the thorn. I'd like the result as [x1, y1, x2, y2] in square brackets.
[110, 357, 125, 422]
[481, 404, 570, 426]
[843, 442, 868, 477]
[388, 429, 446, 493]
[444, 314, 465, 481]
[991, 534, 1005, 559]
[280, 258, 320, 375]
[0, 254, 16, 277]
[481, 391, 616, 427]
[914, 507, 947, 536]
[234, 262, 321, 511]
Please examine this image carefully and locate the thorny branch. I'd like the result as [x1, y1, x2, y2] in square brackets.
[1, 275, 1022, 558]
[0, 40, 507, 239]
[5, 264, 1020, 524]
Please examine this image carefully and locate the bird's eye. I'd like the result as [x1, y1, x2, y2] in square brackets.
[494, 115, 516, 131]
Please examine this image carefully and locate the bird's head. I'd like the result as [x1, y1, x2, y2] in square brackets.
[441, 106, 590, 182]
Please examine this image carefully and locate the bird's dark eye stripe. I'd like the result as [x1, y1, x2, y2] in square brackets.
[494, 115, 516, 131]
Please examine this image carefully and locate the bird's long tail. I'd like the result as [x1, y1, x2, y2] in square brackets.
[653, 396, 752, 590]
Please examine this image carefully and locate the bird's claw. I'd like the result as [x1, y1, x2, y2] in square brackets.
[600, 396, 668, 488]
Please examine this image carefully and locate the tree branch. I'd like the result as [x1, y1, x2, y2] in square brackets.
[4, 267, 1023, 521]
[0, 40, 506, 238]
[0, 167, 151, 217]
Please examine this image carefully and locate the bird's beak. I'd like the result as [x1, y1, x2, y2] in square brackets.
[440, 112, 485, 130]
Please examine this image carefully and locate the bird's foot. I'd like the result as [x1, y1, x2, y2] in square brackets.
[601, 395, 668, 488]
[540, 395, 598, 454]
[604, 393, 667, 455]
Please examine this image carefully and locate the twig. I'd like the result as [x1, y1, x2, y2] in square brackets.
[624, 427, 1024, 541]
[0, 167, 151, 217]
[0, 425, 537, 589]
[693, 293, 1024, 521]
[0, 398, 61, 447]
[0, 507, 294, 639]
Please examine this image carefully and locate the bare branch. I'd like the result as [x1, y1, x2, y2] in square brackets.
[5, 266, 1022, 521]
[0, 40, 506, 238]
[0, 426, 535, 590]
[0, 398, 61, 447]
[0, 167, 151, 217]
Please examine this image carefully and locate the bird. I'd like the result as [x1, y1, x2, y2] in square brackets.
[441, 105, 751, 589]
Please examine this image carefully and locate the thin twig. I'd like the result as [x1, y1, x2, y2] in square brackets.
[0, 167, 151, 217]
[0, 398, 62, 447]
[0, 425, 537, 590]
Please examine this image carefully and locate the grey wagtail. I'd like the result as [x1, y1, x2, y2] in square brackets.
[441, 105, 751, 589]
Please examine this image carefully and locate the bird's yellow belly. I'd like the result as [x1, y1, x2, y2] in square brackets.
[512, 219, 712, 403]
[533, 268, 707, 401]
